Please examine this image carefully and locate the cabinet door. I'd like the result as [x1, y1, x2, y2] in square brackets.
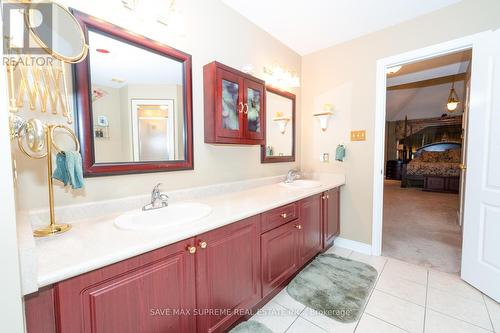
[216, 68, 243, 139]
[323, 188, 340, 250]
[196, 215, 262, 333]
[56, 239, 197, 333]
[298, 195, 322, 266]
[243, 79, 265, 141]
[261, 221, 299, 296]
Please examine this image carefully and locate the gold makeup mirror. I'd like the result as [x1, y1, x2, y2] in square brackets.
[25, 2, 88, 63]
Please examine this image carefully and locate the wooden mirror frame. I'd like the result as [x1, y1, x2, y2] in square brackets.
[261, 86, 296, 163]
[71, 9, 193, 176]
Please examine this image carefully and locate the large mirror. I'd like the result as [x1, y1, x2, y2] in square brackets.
[72, 10, 192, 176]
[261, 87, 295, 163]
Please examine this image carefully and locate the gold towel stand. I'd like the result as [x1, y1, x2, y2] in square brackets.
[18, 119, 80, 237]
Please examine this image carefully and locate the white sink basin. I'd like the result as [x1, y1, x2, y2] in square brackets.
[114, 202, 212, 231]
[280, 179, 322, 189]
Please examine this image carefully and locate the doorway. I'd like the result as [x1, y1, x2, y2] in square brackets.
[381, 50, 471, 273]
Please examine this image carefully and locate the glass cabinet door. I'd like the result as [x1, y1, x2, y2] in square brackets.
[217, 68, 242, 138]
[244, 80, 264, 140]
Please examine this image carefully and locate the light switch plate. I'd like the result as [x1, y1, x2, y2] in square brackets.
[351, 130, 366, 141]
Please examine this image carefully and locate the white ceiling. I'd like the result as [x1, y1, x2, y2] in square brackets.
[386, 81, 464, 121]
[387, 50, 471, 87]
[222, 0, 461, 55]
[386, 50, 471, 121]
[88, 30, 183, 89]
[387, 62, 469, 88]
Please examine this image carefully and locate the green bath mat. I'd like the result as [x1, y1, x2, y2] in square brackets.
[229, 320, 273, 333]
[286, 253, 377, 323]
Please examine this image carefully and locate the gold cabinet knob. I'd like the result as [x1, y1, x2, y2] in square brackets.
[295, 224, 302, 230]
[187, 245, 196, 254]
[280, 213, 287, 219]
[199, 241, 207, 249]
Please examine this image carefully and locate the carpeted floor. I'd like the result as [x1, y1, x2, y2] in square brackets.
[382, 180, 463, 274]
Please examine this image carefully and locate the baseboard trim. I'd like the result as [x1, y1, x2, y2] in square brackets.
[335, 237, 372, 255]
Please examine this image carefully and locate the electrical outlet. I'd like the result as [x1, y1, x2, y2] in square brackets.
[351, 130, 366, 141]
[320, 153, 330, 162]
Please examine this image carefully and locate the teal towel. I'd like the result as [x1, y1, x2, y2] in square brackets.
[335, 144, 346, 162]
[52, 151, 84, 189]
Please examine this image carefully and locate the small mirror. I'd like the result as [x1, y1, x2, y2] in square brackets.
[261, 87, 295, 163]
[72, 10, 193, 176]
[27, 3, 88, 63]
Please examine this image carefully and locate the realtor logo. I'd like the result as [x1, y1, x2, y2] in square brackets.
[2, 1, 53, 56]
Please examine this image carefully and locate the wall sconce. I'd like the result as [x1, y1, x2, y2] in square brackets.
[313, 103, 334, 132]
[263, 65, 300, 89]
[273, 112, 290, 134]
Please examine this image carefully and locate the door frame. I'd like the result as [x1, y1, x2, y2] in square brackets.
[371, 31, 491, 256]
[131, 98, 176, 161]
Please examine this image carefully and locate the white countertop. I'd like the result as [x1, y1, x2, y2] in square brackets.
[24, 174, 345, 290]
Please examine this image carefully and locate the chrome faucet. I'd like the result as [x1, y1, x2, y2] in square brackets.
[143, 183, 169, 211]
[284, 169, 300, 183]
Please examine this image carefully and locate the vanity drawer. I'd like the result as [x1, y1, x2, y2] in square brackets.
[262, 202, 298, 233]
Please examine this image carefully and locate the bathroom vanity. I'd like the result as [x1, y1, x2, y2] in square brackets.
[24, 179, 342, 333]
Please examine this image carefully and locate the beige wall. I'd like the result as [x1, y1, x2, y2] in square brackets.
[301, 0, 500, 244]
[13, 0, 300, 211]
[92, 83, 183, 163]
[92, 85, 125, 163]
[266, 92, 293, 157]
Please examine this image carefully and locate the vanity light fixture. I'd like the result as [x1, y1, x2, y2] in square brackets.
[263, 65, 300, 89]
[273, 112, 290, 134]
[386, 65, 402, 75]
[314, 103, 334, 132]
[123, 0, 185, 36]
[446, 80, 460, 111]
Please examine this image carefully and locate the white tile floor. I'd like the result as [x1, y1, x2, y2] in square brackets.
[248, 246, 500, 333]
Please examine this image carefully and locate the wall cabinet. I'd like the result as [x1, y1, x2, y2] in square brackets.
[204, 61, 265, 145]
[25, 189, 340, 333]
[322, 188, 340, 250]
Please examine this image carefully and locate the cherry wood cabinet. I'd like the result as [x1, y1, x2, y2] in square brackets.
[261, 220, 300, 296]
[261, 202, 298, 233]
[25, 189, 341, 333]
[56, 238, 197, 333]
[322, 188, 340, 250]
[24, 287, 56, 333]
[298, 194, 323, 266]
[195, 215, 261, 333]
[204, 61, 265, 145]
